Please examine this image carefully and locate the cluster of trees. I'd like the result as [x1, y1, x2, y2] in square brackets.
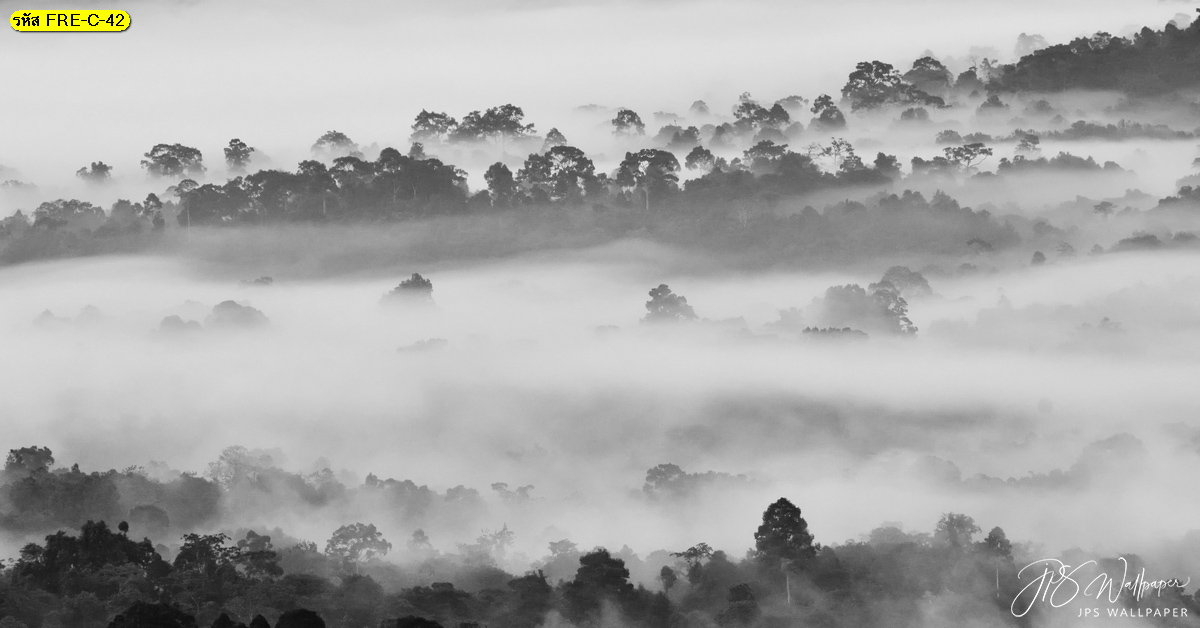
[5, 12, 1200, 270]
[2, 130, 1038, 267]
[7, 472, 1197, 628]
[991, 11, 1200, 94]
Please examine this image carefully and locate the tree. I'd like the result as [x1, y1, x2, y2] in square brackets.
[615, 149, 680, 211]
[224, 139, 255, 173]
[933, 513, 981, 550]
[385, 273, 434, 301]
[612, 109, 646, 136]
[744, 140, 788, 174]
[684, 146, 716, 173]
[659, 565, 677, 593]
[1093, 200, 1115, 218]
[542, 127, 568, 151]
[1016, 133, 1041, 154]
[1031, 251, 1047, 265]
[903, 56, 953, 95]
[174, 532, 241, 573]
[689, 100, 709, 115]
[977, 94, 1009, 114]
[753, 498, 817, 568]
[325, 523, 392, 572]
[236, 530, 283, 579]
[484, 162, 519, 207]
[518, 145, 598, 203]
[809, 94, 846, 130]
[563, 549, 634, 622]
[5, 446, 54, 475]
[876, 266, 932, 298]
[311, 131, 360, 158]
[943, 142, 993, 171]
[411, 110, 458, 143]
[643, 284, 697, 322]
[75, 161, 112, 184]
[141, 144, 205, 177]
[980, 526, 1012, 558]
[841, 60, 943, 111]
[451, 104, 534, 144]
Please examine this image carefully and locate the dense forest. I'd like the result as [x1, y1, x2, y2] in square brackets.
[2, 447, 1196, 628]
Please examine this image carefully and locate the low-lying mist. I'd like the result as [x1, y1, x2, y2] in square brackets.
[3, 239, 1199, 578]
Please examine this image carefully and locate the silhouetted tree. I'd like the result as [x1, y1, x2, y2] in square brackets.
[325, 523, 391, 572]
[75, 161, 112, 184]
[753, 498, 817, 569]
[224, 139, 255, 173]
[612, 109, 646, 136]
[643, 284, 697, 322]
[141, 144, 205, 177]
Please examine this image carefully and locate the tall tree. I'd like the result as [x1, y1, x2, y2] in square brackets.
[753, 498, 817, 568]
[484, 162, 519, 207]
[615, 149, 679, 211]
[224, 139, 255, 173]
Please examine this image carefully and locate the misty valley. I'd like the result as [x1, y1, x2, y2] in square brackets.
[4, 8, 1200, 628]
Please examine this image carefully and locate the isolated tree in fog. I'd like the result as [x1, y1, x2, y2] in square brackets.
[224, 138, 255, 173]
[753, 498, 817, 568]
[643, 284, 697, 322]
[611, 109, 646, 136]
[141, 143, 205, 177]
[75, 161, 112, 184]
[326, 523, 392, 572]
[385, 273, 434, 301]
[311, 131, 360, 158]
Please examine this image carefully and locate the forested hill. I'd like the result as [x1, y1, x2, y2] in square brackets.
[993, 10, 1200, 94]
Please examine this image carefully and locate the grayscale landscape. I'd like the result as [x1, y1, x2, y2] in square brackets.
[2, 1, 1200, 627]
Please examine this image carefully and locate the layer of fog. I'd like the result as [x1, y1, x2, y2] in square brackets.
[3, 242, 1200, 578]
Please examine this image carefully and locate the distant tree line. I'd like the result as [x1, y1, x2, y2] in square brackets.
[3, 447, 1198, 628]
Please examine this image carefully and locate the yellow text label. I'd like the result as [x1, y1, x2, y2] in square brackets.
[11, 10, 130, 31]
